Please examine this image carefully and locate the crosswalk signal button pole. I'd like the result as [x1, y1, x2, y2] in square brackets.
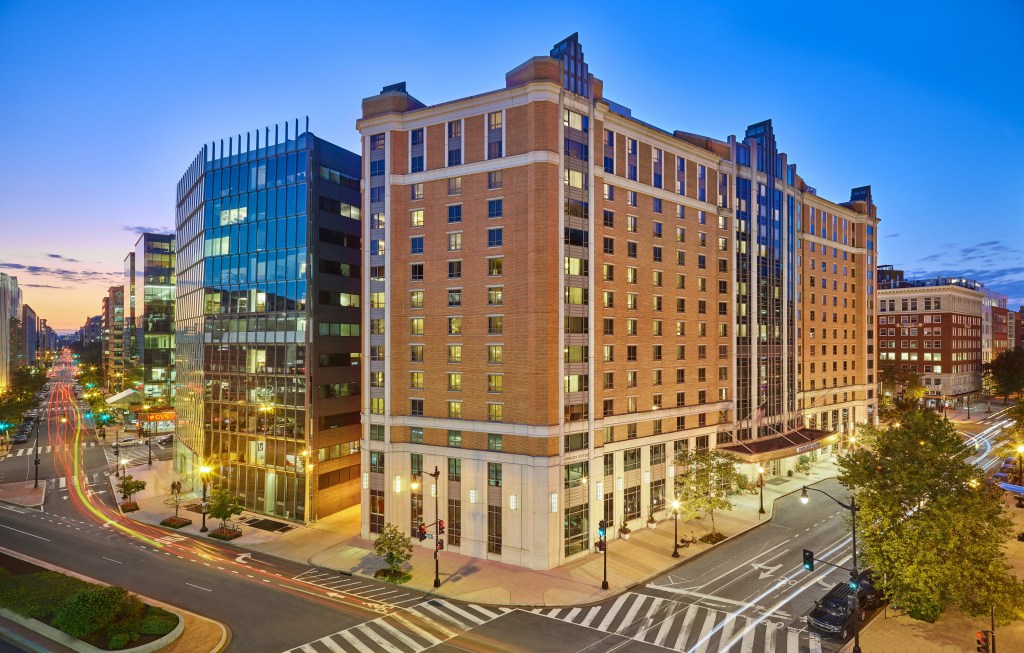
[803, 549, 814, 571]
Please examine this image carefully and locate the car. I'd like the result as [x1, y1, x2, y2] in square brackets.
[116, 436, 141, 447]
[157, 435, 173, 446]
[806, 572, 880, 640]
[11, 434, 29, 444]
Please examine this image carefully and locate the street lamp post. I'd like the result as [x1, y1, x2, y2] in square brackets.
[142, 404, 152, 466]
[427, 465, 441, 588]
[801, 486, 862, 653]
[199, 465, 211, 532]
[33, 418, 41, 489]
[671, 500, 680, 558]
[757, 465, 766, 515]
[114, 438, 121, 476]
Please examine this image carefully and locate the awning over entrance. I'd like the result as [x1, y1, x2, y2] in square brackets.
[719, 428, 839, 464]
[104, 388, 139, 406]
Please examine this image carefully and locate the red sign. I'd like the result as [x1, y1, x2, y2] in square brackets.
[144, 411, 175, 422]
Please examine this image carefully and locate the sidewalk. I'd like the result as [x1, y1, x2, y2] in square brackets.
[118, 457, 841, 607]
[0, 480, 44, 509]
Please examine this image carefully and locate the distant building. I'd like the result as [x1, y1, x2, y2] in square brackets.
[0, 273, 22, 389]
[80, 315, 102, 347]
[101, 286, 125, 388]
[876, 267, 1005, 406]
[175, 121, 362, 523]
[20, 304, 37, 366]
[125, 234, 176, 405]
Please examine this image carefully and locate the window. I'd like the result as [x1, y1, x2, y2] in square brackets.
[487, 505, 502, 554]
[488, 228, 503, 247]
[369, 451, 385, 474]
[411, 237, 424, 254]
[488, 287, 503, 306]
[411, 263, 423, 281]
[627, 215, 638, 233]
[369, 490, 384, 534]
[488, 257, 503, 276]
[488, 171, 503, 189]
[624, 448, 640, 471]
[410, 318, 423, 335]
[603, 237, 614, 254]
[448, 232, 462, 251]
[488, 315, 503, 335]
[488, 373, 503, 393]
[410, 345, 423, 362]
[447, 372, 462, 391]
[369, 424, 385, 442]
[447, 457, 461, 482]
[448, 260, 462, 279]
[488, 199, 503, 218]
[411, 183, 423, 200]
[409, 372, 423, 389]
[410, 209, 424, 227]
[488, 345, 503, 364]
[604, 210, 615, 227]
[410, 399, 424, 416]
[485, 433, 503, 452]
[488, 403, 503, 422]
[448, 177, 462, 195]
[447, 345, 462, 363]
[448, 290, 462, 309]
[448, 205, 462, 223]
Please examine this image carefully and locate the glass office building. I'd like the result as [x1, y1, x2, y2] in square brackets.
[175, 121, 362, 522]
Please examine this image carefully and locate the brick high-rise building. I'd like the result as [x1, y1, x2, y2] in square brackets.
[358, 34, 879, 569]
[877, 270, 992, 406]
[101, 285, 125, 389]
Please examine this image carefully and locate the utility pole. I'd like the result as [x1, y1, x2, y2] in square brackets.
[427, 466, 441, 588]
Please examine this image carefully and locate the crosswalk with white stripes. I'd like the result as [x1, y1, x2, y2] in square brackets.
[3, 442, 99, 457]
[46, 471, 111, 490]
[532, 592, 823, 653]
[292, 569, 427, 608]
[283, 598, 510, 653]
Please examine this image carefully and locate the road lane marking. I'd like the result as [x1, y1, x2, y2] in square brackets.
[101, 556, 122, 564]
[185, 582, 212, 592]
[0, 524, 50, 541]
[597, 593, 630, 631]
[615, 594, 649, 634]
[673, 604, 699, 651]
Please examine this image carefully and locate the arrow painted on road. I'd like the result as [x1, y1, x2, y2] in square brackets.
[235, 553, 252, 564]
[751, 562, 783, 579]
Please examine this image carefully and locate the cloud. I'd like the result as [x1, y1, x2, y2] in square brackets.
[46, 253, 80, 263]
[21, 283, 66, 289]
[0, 261, 122, 283]
[885, 233, 900, 238]
[122, 225, 174, 236]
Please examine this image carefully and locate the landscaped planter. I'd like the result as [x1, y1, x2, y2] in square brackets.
[208, 527, 242, 541]
[120, 502, 139, 513]
[646, 520, 657, 529]
[619, 530, 630, 540]
[159, 517, 192, 529]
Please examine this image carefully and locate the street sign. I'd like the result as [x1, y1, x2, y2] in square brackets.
[426, 533, 434, 539]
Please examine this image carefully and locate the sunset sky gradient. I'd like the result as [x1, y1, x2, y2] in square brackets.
[1, 0, 1022, 330]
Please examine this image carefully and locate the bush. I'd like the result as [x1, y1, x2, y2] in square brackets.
[159, 517, 191, 528]
[108, 632, 131, 650]
[139, 607, 177, 636]
[208, 527, 241, 541]
[51, 585, 141, 639]
[0, 571, 91, 620]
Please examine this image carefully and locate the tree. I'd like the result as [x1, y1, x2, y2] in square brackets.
[163, 483, 186, 518]
[373, 522, 414, 582]
[673, 448, 741, 537]
[986, 348, 1024, 403]
[115, 475, 146, 503]
[992, 402, 1024, 483]
[838, 410, 1024, 624]
[206, 485, 243, 530]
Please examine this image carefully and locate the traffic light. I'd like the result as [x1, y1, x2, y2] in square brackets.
[438, 519, 445, 535]
[436, 541, 444, 551]
[802, 549, 814, 571]
[976, 630, 990, 653]
[598, 520, 607, 538]
[84, 411, 92, 419]
[418, 524, 427, 541]
[596, 540, 606, 552]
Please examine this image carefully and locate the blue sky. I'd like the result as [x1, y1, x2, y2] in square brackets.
[1, 0, 1022, 329]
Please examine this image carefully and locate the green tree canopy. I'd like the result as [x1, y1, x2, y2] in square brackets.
[986, 348, 1024, 402]
[374, 522, 414, 577]
[839, 410, 1024, 624]
[206, 485, 243, 529]
[673, 448, 740, 534]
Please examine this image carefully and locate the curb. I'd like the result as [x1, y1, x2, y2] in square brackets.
[0, 546, 227, 653]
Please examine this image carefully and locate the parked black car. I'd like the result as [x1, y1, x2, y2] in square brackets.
[806, 571, 880, 640]
[157, 435, 173, 446]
